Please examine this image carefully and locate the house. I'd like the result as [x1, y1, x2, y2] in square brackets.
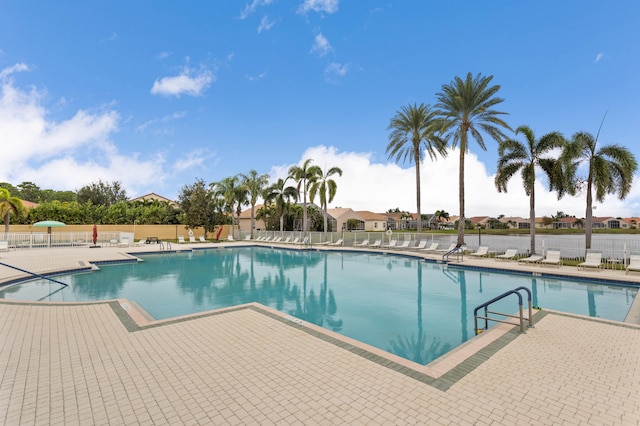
[238, 204, 267, 233]
[498, 216, 529, 229]
[129, 192, 179, 207]
[326, 208, 362, 231]
[355, 211, 388, 231]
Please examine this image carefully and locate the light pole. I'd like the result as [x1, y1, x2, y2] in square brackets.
[133, 220, 138, 239]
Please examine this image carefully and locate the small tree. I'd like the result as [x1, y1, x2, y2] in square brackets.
[0, 188, 26, 237]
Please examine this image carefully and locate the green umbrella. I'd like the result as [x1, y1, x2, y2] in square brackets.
[33, 220, 66, 234]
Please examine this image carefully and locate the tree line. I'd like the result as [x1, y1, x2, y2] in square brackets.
[387, 72, 637, 252]
[179, 160, 343, 239]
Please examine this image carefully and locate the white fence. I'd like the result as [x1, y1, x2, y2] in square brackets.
[245, 230, 640, 262]
[1, 232, 133, 248]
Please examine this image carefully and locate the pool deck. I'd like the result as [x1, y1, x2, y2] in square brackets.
[1, 243, 640, 425]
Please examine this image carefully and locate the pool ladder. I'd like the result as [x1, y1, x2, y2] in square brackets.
[474, 286, 534, 335]
[159, 240, 172, 251]
[441, 246, 464, 263]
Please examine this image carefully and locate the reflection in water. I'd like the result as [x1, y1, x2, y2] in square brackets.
[389, 262, 452, 363]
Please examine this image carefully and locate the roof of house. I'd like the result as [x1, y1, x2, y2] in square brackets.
[21, 199, 39, 209]
[355, 211, 388, 221]
[130, 192, 177, 204]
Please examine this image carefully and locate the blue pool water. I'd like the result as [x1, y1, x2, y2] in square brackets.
[1, 247, 637, 364]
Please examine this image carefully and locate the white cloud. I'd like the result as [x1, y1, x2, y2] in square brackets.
[136, 111, 186, 133]
[239, 0, 274, 19]
[269, 145, 640, 219]
[151, 66, 214, 97]
[100, 33, 118, 43]
[157, 51, 172, 60]
[0, 64, 163, 195]
[257, 16, 275, 33]
[173, 149, 218, 172]
[595, 52, 604, 62]
[0, 62, 29, 80]
[298, 0, 339, 14]
[311, 33, 332, 57]
[324, 62, 348, 83]
[245, 71, 267, 81]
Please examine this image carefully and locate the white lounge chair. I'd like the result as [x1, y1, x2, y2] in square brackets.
[327, 239, 344, 246]
[190, 235, 197, 243]
[393, 240, 411, 250]
[282, 237, 291, 244]
[118, 238, 130, 247]
[409, 241, 428, 250]
[380, 240, 397, 249]
[289, 237, 299, 245]
[200, 236, 207, 242]
[178, 236, 185, 243]
[626, 254, 640, 275]
[577, 251, 603, 271]
[469, 246, 490, 258]
[420, 243, 439, 252]
[354, 239, 369, 247]
[134, 239, 147, 246]
[435, 243, 457, 253]
[496, 248, 518, 261]
[369, 239, 382, 248]
[0, 241, 9, 252]
[540, 250, 562, 267]
[518, 254, 543, 265]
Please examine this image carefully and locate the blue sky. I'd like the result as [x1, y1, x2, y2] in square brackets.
[1, 1, 639, 218]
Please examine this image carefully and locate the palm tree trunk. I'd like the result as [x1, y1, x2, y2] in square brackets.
[279, 214, 284, 233]
[250, 204, 255, 239]
[323, 204, 328, 234]
[457, 147, 465, 247]
[4, 212, 9, 238]
[302, 178, 307, 236]
[529, 185, 536, 255]
[585, 180, 593, 250]
[415, 153, 422, 233]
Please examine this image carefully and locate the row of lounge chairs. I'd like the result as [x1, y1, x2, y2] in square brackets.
[251, 236, 309, 245]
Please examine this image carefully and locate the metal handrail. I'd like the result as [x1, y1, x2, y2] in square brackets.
[473, 286, 534, 335]
[0, 261, 68, 287]
[442, 246, 463, 262]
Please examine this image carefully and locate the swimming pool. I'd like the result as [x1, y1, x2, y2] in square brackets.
[1, 247, 637, 364]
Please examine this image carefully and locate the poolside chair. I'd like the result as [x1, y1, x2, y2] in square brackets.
[496, 248, 518, 261]
[540, 249, 562, 267]
[380, 239, 397, 249]
[243, 235, 251, 241]
[577, 251, 603, 271]
[435, 243, 457, 254]
[626, 254, 640, 275]
[328, 239, 344, 246]
[134, 239, 147, 246]
[0, 241, 8, 252]
[178, 236, 185, 243]
[118, 238, 130, 247]
[109, 238, 118, 247]
[190, 235, 197, 243]
[469, 246, 490, 258]
[289, 237, 299, 245]
[369, 239, 382, 248]
[200, 236, 207, 242]
[518, 254, 543, 265]
[282, 237, 291, 244]
[393, 240, 411, 249]
[409, 240, 428, 251]
[420, 242, 439, 252]
[273, 236, 283, 243]
[354, 239, 369, 247]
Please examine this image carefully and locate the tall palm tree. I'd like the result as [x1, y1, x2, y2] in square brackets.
[288, 159, 321, 236]
[495, 125, 565, 254]
[263, 177, 298, 232]
[212, 175, 248, 239]
[435, 72, 511, 246]
[309, 166, 343, 233]
[241, 170, 270, 239]
[560, 131, 637, 249]
[0, 188, 26, 237]
[386, 103, 447, 233]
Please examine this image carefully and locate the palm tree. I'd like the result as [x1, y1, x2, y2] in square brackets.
[212, 175, 248, 239]
[0, 188, 26, 237]
[288, 159, 321, 236]
[241, 170, 270, 239]
[386, 103, 447, 233]
[263, 178, 298, 232]
[495, 125, 565, 254]
[435, 72, 511, 246]
[0, 189, 25, 227]
[560, 131, 637, 249]
[309, 166, 343, 233]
